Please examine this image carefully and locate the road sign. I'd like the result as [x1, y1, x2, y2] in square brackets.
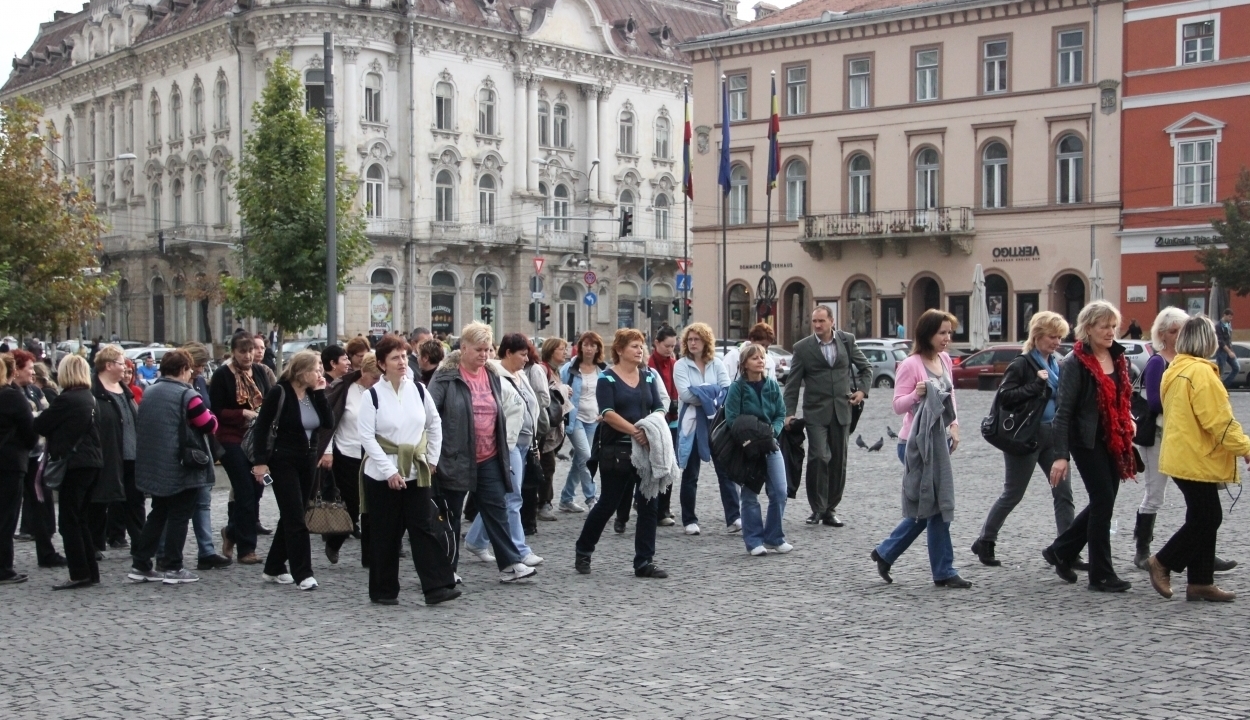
[531, 291, 545, 300]
[533, 257, 545, 274]
[675, 274, 692, 292]
[676, 258, 690, 274]
[583, 291, 598, 307]
[529, 275, 544, 294]
[583, 271, 597, 286]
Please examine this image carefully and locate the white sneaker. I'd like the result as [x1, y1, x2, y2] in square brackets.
[765, 542, 794, 554]
[263, 572, 294, 584]
[658, 517, 675, 527]
[298, 577, 318, 591]
[684, 523, 701, 536]
[522, 553, 544, 567]
[466, 545, 496, 563]
[585, 497, 597, 510]
[500, 563, 537, 583]
[559, 501, 587, 513]
[749, 546, 768, 556]
[727, 519, 743, 534]
[454, 572, 463, 585]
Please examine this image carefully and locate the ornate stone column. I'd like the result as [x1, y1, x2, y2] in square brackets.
[526, 75, 539, 193]
[595, 86, 610, 202]
[513, 72, 529, 193]
[580, 84, 599, 202]
[341, 46, 359, 142]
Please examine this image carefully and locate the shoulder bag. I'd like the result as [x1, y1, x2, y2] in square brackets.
[304, 466, 355, 535]
[178, 390, 212, 469]
[980, 357, 1046, 456]
[242, 384, 285, 464]
[39, 404, 95, 490]
[1130, 366, 1159, 447]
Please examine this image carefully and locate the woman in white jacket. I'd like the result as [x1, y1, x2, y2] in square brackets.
[463, 334, 543, 567]
[357, 334, 459, 606]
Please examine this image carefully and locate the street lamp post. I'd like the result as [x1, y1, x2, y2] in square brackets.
[532, 158, 599, 338]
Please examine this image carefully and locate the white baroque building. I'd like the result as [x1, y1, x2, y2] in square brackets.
[3, 0, 733, 348]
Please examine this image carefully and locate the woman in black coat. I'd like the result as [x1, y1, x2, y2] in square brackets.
[33, 356, 104, 590]
[88, 346, 134, 554]
[0, 356, 38, 585]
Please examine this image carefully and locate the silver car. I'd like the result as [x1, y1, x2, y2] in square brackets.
[859, 346, 908, 389]
[1231, 342, 1250, 388]
[1118, 339, 1155, 378]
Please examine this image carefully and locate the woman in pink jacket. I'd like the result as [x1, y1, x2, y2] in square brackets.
[870, 309, 970, 588]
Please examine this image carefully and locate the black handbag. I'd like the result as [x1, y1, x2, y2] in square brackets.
[178, 390, 212, 469]
[839, 332, 864, 433]
[39, 405, 94, 490]
[1130, 370, 1159, 447]
[981, 362, 1045, 456]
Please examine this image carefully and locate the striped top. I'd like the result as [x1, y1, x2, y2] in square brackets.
[186, 394, 218, 435]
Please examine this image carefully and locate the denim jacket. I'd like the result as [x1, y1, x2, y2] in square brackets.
[560, 358, 606, 434]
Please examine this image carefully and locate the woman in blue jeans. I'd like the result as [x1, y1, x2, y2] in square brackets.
[675, 322, 736, 536]
[559, 333, 606, 513]
[722, 344, 791, 556]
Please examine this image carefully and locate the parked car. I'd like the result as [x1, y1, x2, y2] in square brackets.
[1119, 339, 1155, 378]
[859, 345, 908, 388]
[282, 338, 328, 363]
[124, 345, 174, 363]
[859, 338, 911, 352]
[945, 347, 972, 366]
[952, 345, 1023, 389]
[767, 345, 792, 383]
[1231, 342, 1250, 388]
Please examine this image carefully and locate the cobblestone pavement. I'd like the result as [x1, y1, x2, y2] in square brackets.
[5, 390, 1250, 719]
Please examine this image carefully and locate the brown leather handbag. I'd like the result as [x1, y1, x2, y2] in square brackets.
[304, 468, 355, 535]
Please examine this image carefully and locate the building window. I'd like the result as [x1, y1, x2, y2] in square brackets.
[982, 142, 1008, 208]
[786, 65, 807, 115]
[619, 111, 635, 154]
[150, 182, 162, 232]
[191, 81, 204, 135]
[784, 159, 807, 221]
[847, 280, 873, 339]
[149, 93, 160, 145]
[655, 116, 671, 159]
[915, 49, 939, 102]
[1057, 29, 1085, 85]
[848, 154, 871, 214]
[727, 74, 748, 121]
[538, 101, 550, 146]
[539, 182, 550, 215]
[172, 178, 183, 226]
[193, 174, 205, 224]
[654, 193, 670, 240]
[553, 103, 569, 148]
[553, 184, 570, 230]
[169, 87, 182, 139]
[477, 88, 496, 135]
[215, 78, 228, 129]
[365, 165, 384, 218]
[435, 169, 454, 222]
[1056, 134, 1084, 204]
[126, 103, 134, 151]
[915, 148, 939, 209]
[107, 106, 116, 156]
[479, 175, 497, 225]
[1181, 19, 1216, 65]
[364, 73, 382, 123]
[983, 40, 1008, 93]
[728, 164, 748, 225]
[217, 171, 229, 224]
[1176, 139, 1214, 206]
[848, 57, 871, 109]
[435, 82, 454, 130]
[619, 189, 635, 219]
[65, 118, 75, 167]
[305, 69, 326, 113]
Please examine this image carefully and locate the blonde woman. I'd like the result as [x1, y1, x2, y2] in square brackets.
[675, 322, 733, 536]
[317, 351, 382, 566]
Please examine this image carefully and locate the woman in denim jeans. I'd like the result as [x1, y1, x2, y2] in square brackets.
[558, 332, 606, 513]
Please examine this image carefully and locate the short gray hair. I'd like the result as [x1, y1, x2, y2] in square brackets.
[1074, 300, 1122, 344]
[1176, 315, 1218, 359]
[1149, 307, 1189, 349]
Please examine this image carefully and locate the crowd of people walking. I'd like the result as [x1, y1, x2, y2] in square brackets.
[0, 298, 1245, 605]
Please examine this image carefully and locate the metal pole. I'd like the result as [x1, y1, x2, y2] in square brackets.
[721, 191, 728, 342]
[324, 32, 338, 344]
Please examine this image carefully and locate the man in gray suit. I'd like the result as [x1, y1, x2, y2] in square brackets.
[783, 305, 873, 527]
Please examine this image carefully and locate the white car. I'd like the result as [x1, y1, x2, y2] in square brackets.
[1231, 342, 1250, 388]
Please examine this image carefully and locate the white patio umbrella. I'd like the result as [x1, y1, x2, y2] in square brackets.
[1208, 277, 1222, 318]
[1090, 258, 1105, 302]
[969, 263, 990, 351]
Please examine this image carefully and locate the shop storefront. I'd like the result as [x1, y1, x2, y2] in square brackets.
[1120, 226, 1248, 329]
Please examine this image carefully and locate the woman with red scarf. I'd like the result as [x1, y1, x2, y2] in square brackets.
[1043, 300, 1137, 593]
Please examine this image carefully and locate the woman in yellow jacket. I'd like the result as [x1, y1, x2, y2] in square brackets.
[1148, 315, 1250, 602]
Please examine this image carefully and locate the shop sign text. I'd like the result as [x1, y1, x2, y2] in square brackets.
[991, 245, 1040, 261]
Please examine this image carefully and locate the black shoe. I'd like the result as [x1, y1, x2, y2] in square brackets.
[371, 597, 399, 606]
[870, 549, 893, 584]
[94, 550, 106, 561]
[1215, 556, 1238, 574]
[13, 533, 32, 542]
[0, 573, 29, 585]
[351, 529, 362, 540]
[821, 513, 844, 527]
[256, 524, 273, 536]
[805, 513, 821, 525]
[108, 539, 129, 550]
[575, 553, 591, 575]
[1043, 547, 1078, 583]
[38, 554, 68, 568]
[52, 578, 92, 590]
[197, 554, 233, 570]
[614, 520, 626, 534]
[971, 539, 1002, 567]
[425, 587, 461, 605]
[635, 563, 668, 579]
[1089, 576, 1132, 593]
[935, 575, 973, 588]
[523, 526, 538, 536]
[325, 545, 339, 565]
[1071, 556, 1090, 571]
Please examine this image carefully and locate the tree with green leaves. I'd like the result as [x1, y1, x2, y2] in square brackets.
[1200, 167, 1250, 297]
[0, 97, 113, 336]
[225, 53, 369, 349]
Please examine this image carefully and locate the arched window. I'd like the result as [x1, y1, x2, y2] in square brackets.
[430, 271, 457, 335]
[982, 142, 1008, 209]
[193, 174, 205, 225]
[149, 93, 161, 145]
[305, 69, 326, 114]
[847, 279, 873, 338]
[435, 82, 454, 130]
[538, 101, 550, 147]
[435, 169, 454, 222]
[538, 181, 550, 215]
[215, 77, 228, 129]
[784, 160, 807, 221]
[365, 165, 384, 219]
[915, 148, 939, 210]
[191, 81, 204, 136]
[654, 193, 670, 240]
[655, 116, 671, 158]
[849, 154, 871, 214]
[553, 103, 569, 148]
[986, 273, 1009, 340]
[479, 175, 496, 225]
[553, 184, 570, 230]
[371, 268, 395, 285]
[619, 189, 635, 219]
[151, 277, 166, 344]
[1056, 134, 1084, 204]
[150, 182, 162, 232]
[477, 87, 495, 135]
[172, 178, 183, 226]
[364, 73, 382, 123]
[727, 283, 750, 338]
[169, 86, 182, 140]
[729, 164, 748, 225]
[619, 111, 635, 154]
[216, 171, 229, 225]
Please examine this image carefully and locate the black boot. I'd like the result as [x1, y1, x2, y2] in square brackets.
[1134, 513, 1155, 570]
[971, 538, 1002, 567]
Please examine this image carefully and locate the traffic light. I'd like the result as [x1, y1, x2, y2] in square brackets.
[158, 231, 166, 254]
[539, 303, 551, 330]
[480, 306, 493, 324]
[638, 298, 652, 317]
[618, 209, 633, 238]
[528, 302, 537, 323]
[672, 298, 681, 315]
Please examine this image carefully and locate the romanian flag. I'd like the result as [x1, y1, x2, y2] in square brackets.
[766, 73, 780, 193]
[682, 85, 693, 200]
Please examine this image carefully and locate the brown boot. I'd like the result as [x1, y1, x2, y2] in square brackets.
[1147, 556, 1172, 599]
[237, 552, 263, 565]
[1186, 584, 1236, 602]
[220, 528, 235, 559]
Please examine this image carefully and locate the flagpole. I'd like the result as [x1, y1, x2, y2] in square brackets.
[682, 81, 691, 328]
[719, 74, 729, 342]
[762, 70, 778, 325]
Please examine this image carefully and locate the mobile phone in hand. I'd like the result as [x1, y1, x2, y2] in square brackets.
[262, 473, 274, 486]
